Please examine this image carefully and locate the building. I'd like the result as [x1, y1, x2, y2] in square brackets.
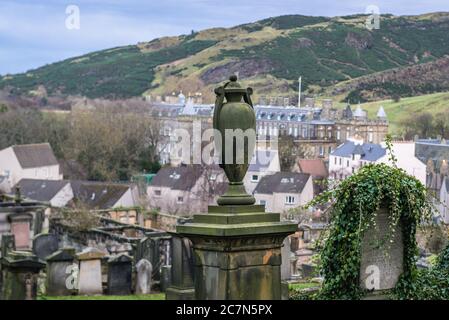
[440, 177, 449, 224]
[0, 143, 63, 193]
[379, 141, 426, 185]
[147, 164, 227, 215]
[148, 97, 388, 165]
[295, 159, 329, 195]
[13, 179, 73, 208]
[253, 172, 314, 213]
[415, 138, 449, 193]
[329, 140, 386, 180]
[243, 149, 280, 195]
[70, 181, 138, 210]
[330, 140, 426, 184]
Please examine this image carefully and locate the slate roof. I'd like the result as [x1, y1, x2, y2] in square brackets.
[298, 159, 328, 178]
[70, 181, 130, 209]
[14, 179, 69, 202]
[150, 165, 204, 191]
[254, 172, 311, 195]
[415, 140, 449, 163]
[331, 141, 386, 161]
[248, 150, 277, 172]
[12, 143, 59, 168]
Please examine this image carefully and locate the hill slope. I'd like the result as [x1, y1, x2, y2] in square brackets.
[1, 13, 449, 102]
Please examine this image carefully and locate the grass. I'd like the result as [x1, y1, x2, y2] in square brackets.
[335, 91, 449, 133]
[288, 282, 321, 290]
[38, 293, 165, 300]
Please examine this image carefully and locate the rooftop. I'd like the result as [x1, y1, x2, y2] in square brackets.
[10, 143, 59, 168]
[254, 172, 311, 195]
[298, 159, 328, 178]
[331, 141, 386, 161]
[13, 179, 69, 202]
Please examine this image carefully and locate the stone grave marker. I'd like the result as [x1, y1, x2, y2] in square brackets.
[160, 265, 172, 292]
[135, 259, 152, 294]
[33, 233, 59, 260]
[76, 247, 106, 295]
[281, 237, 291, 281]
[107, 253, 132, 295]
[46, 247, 76, 296]
[360, 208, 403, 295]
[1, 250, 45, 300]
[166, 234, 195, 300]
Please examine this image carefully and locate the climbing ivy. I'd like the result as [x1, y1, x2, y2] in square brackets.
[306, 136, 434, 299]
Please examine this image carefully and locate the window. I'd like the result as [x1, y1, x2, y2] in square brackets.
[347, 160, 350, 167]
[251, 175, 259, 182]
[154, 190, 161, 196]
[285, 196, 295, 204]
[352, 167, 355, 174]
[260, 200, 266, 206]
[334, 157, 337, 165]
[339, 158, 342, 165]
[368, 132, 373, 143]
[177, 196, 184, 203]
[337, 130, 341, 140]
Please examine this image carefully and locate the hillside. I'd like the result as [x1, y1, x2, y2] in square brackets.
[337, 91, 449, 133]
[1, 13, 449, 102]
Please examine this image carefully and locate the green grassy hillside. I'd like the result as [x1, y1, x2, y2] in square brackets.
[337, 91, 449, 133]
[1, 13, 449, 101]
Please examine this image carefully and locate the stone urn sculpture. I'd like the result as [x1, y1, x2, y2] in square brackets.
[213, 75, 256, 205]
[176, 76, 297, 300]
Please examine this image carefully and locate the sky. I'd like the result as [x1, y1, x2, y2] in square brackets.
[0, 0, 448, 75]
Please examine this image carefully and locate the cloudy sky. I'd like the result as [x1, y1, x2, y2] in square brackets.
[0, 0, 447, 75]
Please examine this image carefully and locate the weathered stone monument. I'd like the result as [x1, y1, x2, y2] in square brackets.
[135, 259, 152, 294]
[33, 233, 59, 261]
[0, 235, 45, 300]
[107, 253, 132, 295]
[177, 76, 297, 300]
[359, 208, 403, 298]
[166, 233, 195, 300]
[46, 247, 76, 296]
[76, 247, 106, 295]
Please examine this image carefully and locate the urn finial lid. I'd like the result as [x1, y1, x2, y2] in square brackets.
[223, 74, 246, 93]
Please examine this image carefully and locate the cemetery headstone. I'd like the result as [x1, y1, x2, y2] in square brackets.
[359, 208, 403, 295]
[46, 247, 76, 296]
[107, 253, 132, 295]
[76, 247, 106, 295]
[135, 259, 152, 294]
[281, 237, 291, 281]
[160, 265, 172, 292]
[1, 250, 45, 300]
[166, 234, 195, 300]
[33, 233, 59, 260]
[7, 212, 33, 250]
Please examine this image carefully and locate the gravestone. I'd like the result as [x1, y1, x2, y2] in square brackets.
[76, 247, 106, 295]
[360, 208, 403, 295]
[46, 247, 76, 296]
[107, 253, 132, 295]
[8, 212, 33, 250]
[135, 259, 152, 294]
[1, 250, 45, 300]
[281, 237, 291, 281]
[33, 233, 59, 260]
[160, 265, 172, 292]
[166, 234, 195, 300]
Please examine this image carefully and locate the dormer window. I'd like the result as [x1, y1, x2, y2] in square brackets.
[251, 175, 259, 182]
[285, 196, 295, 204]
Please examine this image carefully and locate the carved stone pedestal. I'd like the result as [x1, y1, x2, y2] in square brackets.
[177, 205, 297, 300]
